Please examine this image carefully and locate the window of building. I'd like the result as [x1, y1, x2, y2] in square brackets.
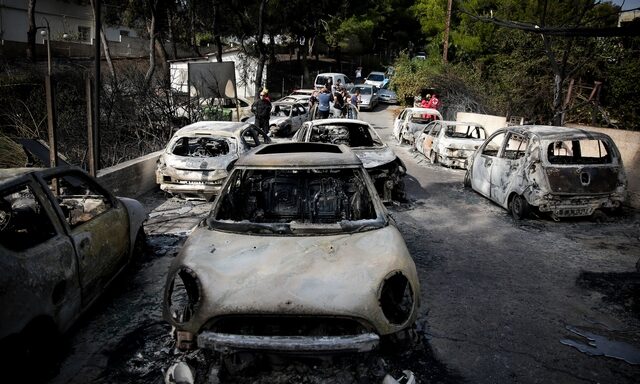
[78, 26, 91, 41]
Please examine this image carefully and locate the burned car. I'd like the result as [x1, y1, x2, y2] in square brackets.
[293, 119, 406, 202]
[247, 101, 309, 137]
[156, 121, 270, 200]
[465, 125, 627, 220]
[0, 167, 146, 372]
[415, 121, 488, 168]
[392, 107, 443, 145]
[163, 142, 420, 354]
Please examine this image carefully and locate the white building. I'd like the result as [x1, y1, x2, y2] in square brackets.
[0, 0, 137, 45]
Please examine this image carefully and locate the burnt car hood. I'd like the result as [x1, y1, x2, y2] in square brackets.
[174, 225, 418, 334]
[350, 147, 397, 169]
[163, 152, 238, 172]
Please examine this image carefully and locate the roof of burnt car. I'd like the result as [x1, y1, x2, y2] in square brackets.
[503, 125, 615, 140]
[235, 142, 362, 168]
[173, 121, 252, 137]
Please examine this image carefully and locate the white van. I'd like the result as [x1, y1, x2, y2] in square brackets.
[314, 73, 354, 91]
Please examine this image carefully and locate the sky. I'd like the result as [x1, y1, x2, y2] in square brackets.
[610, 0, 640, 10]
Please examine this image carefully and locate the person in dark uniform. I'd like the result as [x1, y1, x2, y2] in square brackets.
[251, 88, 272, 134]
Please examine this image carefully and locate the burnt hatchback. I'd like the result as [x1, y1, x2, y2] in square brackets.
[163, 142, 420, 354]
[465, 125, 627, 220]
[293, 119, 406, 203]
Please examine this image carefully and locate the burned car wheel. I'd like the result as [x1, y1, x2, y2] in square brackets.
[463, 169, 472, 188]
[510, 194, 529, 220]
[429, 150, 438, 165]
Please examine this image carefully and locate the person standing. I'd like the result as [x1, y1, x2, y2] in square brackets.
[355, 67, 362, 84]
[349, 89, 360, 118]
[426, 93, 440, 110]
[425, 93, 440, 121]
[317, 87, 334, 119]
[252, 88, 272, 134]
[333, 87, 345, 117]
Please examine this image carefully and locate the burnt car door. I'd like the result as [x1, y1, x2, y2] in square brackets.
[290, 104, 305, 131]
[415, 121, 437, 154]
[0, 175, 82, 336]
[489, 132, 529, 206]
[472, 131, 507, 198]
[42, 170, 129, 307]
[240, 125, 271, 150]
[393, 109, 409, 141]
[422, 122, 442, 157]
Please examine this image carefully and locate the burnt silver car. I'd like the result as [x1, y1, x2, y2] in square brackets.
[465, 125, 627, 220]
[156, 121, 270, 200]
[0, 167, 146, 375]
[293, 119, 406, 202]
[163, 143, 420, 354]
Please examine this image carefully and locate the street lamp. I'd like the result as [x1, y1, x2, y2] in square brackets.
[36, 17, 57, 170]
[37, 17, 51, 75]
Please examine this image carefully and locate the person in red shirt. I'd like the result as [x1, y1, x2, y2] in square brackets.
[424, 93, 440, 120]
[426, 93, 440, 110]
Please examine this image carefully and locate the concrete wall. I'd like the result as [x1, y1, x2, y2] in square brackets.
[566, 124, 640, 209]
[456, 112, 507, 136]
[97, 150, 162, 198]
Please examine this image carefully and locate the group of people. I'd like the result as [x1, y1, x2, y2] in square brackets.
[420, 93, 440, 110]
[310, 78, 361, 120]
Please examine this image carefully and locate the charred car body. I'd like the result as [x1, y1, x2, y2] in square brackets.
[465, 125, 627, 220]
[163, 143, 420, 354]
[392, 107, 443, 145]
[247, 101, 310, 137]
[156, 121, 270, 200]
[415, 121, 488, 168]
[0, 167, 146, 371]
[293, 119, 406, 202]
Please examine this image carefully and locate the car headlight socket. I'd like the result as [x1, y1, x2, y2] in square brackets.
[379, 271, 414, 325]
[167, 266, 201, 324]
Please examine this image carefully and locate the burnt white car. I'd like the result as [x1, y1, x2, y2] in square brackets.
[392, 107, 443, 145]
[156, 121, 270, 200]
[247, 101, 309, 137]
[163, 143, 420, 354]
[293, 119, 406, 202]
[0, 167, 146, 376]
[415, 121, 488, 168]
[465, 125, 627, 220]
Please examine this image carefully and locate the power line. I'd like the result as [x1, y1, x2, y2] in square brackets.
[459, 10, 640, 37]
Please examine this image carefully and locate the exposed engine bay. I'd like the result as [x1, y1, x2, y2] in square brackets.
[171, 136, 231, 157]
[309, 124, 382, 147]
[216, 169, 377, 223]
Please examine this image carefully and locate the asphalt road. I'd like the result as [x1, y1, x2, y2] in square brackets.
[49, 105, 640, 384]
[364, 104, 640, 383]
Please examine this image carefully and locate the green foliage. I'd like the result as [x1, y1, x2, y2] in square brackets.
[389, 52, 442, 104]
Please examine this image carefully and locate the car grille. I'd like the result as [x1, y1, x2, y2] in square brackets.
[203, 316, 372, 337]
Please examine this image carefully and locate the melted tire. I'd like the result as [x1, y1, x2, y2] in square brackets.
[510, 194, 529, 220]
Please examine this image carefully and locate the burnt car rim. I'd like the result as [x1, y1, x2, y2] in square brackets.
[379, 271, 414, 325]
[168, 267, 201, 323]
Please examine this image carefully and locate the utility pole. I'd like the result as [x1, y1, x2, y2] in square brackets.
[443, 0, 453, 63]
[91, 0, 101, 174]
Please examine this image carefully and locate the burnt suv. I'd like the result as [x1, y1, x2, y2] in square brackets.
[163, 142, 420, 354]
